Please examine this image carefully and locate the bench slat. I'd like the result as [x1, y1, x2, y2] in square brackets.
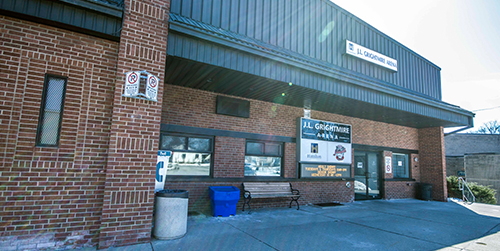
[251, 193, 296, 198]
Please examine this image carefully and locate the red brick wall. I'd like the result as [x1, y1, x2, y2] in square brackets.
[162, 85, 419, 149]
[411, 153, 420, 182]
[0, 15, 118, 250]
[165, 181, 354, 213]
[418, 127, 447, 201]
[284, 143, 297, 178]
[213, 137, 245, 178]
[161, 85, 421, 209]
[98, 0, 170, 248]
[385, 181, 417, 199]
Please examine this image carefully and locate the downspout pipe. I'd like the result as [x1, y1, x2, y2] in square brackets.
[444, 117, 474, 136]
[444, 125, 474, 136]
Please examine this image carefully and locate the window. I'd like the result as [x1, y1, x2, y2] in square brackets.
[393, 153, 409, 178]
[245, 140, 283, 177]
[160, 134, 213, 176]
[36, 74, 67, 147]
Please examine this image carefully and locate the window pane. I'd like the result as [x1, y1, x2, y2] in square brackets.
[188, 137, 210, 151]
[166, 152, 211, 176]
[265, 143, 281, 156]
[244, 156, 281, 176]
[45, 78, 65, 111]
[39, 111, 60, 145]
[246, 142, 264, 155]
[393, 154, 409, 178]
[37, 75, 66, 146]
[161, 136, 186, 150]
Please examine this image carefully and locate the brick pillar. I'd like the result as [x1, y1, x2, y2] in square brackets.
[98, 0, 170, 248]
[418, 127, 447, 201]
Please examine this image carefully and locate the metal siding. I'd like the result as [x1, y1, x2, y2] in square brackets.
[248, 1, 256, 37]
[277, 0, 285, 48]
[181, 0, 192, 18]
[320, 1, 327, 62]
[201, 0, 211, 23]
[192, 0, 202, 20]
[284, 0, 291, 50]
[238, 0, 247, 35]
[262, 0, 271, 44]
[297, 0, 304, 55]
[326, 6, 332, 64]
[1, 0, 122, 39]
[220, 0, 230, 30]
[169, 0, 451, 101]
[211, 0, 221, 26]
[229, 0, 238, 33]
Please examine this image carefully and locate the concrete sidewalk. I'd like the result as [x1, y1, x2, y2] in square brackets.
[89, 199, 500, 251]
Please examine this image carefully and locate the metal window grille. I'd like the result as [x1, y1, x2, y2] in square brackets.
[35, 74, 67, 147]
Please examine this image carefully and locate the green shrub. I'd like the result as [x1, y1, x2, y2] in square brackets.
[447, 176, 462, 198]
[447, 176, 497, 204]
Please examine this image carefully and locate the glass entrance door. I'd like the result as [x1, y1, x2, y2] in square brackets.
[354, 151, 381, 200]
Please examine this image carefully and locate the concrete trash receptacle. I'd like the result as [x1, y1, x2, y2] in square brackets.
[154, 189, 188, 240]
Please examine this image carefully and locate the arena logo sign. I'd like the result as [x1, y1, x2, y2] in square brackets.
[345, 40, 398, 71]
[297, 118, 352, 178]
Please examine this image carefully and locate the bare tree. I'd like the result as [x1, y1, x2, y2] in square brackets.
[474, 120, 500, 134]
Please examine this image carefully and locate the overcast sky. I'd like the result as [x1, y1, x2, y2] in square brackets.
[332, 0, 500, 132]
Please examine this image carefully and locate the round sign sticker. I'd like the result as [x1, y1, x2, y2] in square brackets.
[128, 72, 139, 84]
[149, 77, 157, 88]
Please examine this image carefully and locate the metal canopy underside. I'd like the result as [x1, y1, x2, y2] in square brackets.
[165, 56, 469, 129]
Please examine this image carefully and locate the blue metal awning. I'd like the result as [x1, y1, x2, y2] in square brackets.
[166, 13, 473, 128]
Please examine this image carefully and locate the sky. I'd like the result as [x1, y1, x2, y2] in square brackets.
[332, 0, 500, 133]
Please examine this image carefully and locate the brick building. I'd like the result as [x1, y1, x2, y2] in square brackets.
[0, 0, 474, 250]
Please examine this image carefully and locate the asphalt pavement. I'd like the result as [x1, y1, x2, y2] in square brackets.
[81, 199, 500, 251]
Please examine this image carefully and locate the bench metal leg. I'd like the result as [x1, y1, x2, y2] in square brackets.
[290, 196, 300, 210]
[243, 196, 252, 213]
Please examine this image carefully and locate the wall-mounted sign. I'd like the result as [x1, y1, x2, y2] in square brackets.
[124, 71, 141, 97]
[301, 164, 351, 178]
[297, 118, 352, 165]
[146, 73, 159, 101]
[385, 156, 392, 174]
[123, 70, 160, 102]
[345, 40, 398, 71]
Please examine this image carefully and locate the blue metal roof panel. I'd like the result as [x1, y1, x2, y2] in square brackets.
[168, 13, 472, 118]
[170, 0, 444, 100]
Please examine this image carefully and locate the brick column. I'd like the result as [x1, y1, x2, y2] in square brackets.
[98, 0, 170, 248]
[418, 127, 447, 201]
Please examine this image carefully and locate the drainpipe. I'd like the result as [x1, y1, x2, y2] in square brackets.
[444, 125, 473, 136]
[444, 116, 474, 136]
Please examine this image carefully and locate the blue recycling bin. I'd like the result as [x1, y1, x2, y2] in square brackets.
[208, 186, 240, 217]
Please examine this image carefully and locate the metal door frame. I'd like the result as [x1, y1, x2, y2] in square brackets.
[354, 150, 383, 200]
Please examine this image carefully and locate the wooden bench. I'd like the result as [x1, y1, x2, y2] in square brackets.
[242, 182, 300, 212]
